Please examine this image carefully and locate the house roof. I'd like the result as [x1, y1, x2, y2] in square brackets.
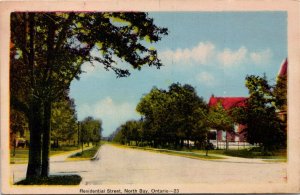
[208, 96, 248, 110]
[278, 58, 287, 77]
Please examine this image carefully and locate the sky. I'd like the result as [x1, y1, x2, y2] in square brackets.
[69, 12, 287, 137]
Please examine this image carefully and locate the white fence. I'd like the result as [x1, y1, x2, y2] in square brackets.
[209, 140, 256, 150]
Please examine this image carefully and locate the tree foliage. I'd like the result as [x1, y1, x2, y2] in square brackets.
[207, 102, 234, 150]
[80, 116, 102, 145]
[51, 97, 78, 147]
[207, 102, 234, 132]
[128, 83, 208, 149]
[10, 12, 168, 179]
[112, 120, 142, 145]
[235, 75, 286, 151]
[273, 75, 287, 122]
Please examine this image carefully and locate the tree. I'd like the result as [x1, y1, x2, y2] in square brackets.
[235, 75, 286, 151]
[51, 97, 78, 147]
[80, 117, 102, 146]
[168, 83, 208, 148]
[207, 102, 234, 150]
[10, 12, 168, 179]
[113, 120, 143, 146]
[136, 87, 169, 147]
[136, 83, 208, 149]
[273, 74, 287, 128]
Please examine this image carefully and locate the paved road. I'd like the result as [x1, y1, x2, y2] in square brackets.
[11, 144, 286, 185]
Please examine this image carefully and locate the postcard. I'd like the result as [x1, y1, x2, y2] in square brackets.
[1, 0, 300, 194]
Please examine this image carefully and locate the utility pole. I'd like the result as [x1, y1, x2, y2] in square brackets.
[81, 123, 84, 154]
[77, 121, 80, 148]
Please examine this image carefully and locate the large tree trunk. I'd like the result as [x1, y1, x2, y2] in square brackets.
[41, 14, 55, 177]
[26, 101, 43, 179]
[41, 101, 51, 177]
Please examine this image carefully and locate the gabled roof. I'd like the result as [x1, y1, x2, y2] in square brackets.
[208, 96, 247, 110]
[278, 58, 287, 77]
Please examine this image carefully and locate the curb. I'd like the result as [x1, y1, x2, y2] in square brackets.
[91, 148, 100, 161]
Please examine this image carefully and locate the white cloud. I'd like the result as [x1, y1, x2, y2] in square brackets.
[160, 42, 215, 65]
[77, 97, 139, 136]
[196, 72, 216, 86]
[160, 42, 273, 69]
[250, 49, 273, 65]
[218, 47, 248, 68]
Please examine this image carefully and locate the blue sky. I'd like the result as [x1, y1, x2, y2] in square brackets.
[70, 12, 287, 137]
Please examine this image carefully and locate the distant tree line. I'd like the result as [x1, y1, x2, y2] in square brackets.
[111, 76, 287, 152]
[50, 98, 103, 148]
[10, 93, 103, 149]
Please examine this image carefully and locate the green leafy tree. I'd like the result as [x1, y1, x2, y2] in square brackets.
[113, 120, 142, 146]
[80, 117, 102, 146]
[136, 83, 208, 149]
[168, 83, 208, 148]
[111, 127, 124, 144]
[235, 75, 286, 151]
[10, 12, 168, 179]
[136, 87, 169, 147]
[51, 97, 78, 147]
[273, 75, 287, 129]
[207, 102, 234, 150]
[274, 75, 287, 110]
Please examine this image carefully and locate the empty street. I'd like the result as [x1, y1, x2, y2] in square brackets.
[11, 144, 287, 185]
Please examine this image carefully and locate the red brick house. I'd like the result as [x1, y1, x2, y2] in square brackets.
[208, 95, 248, 144]
[207, 58, 287, 149]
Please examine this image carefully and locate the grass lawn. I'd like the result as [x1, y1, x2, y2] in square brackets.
[15, 175, 82, 185]
[69, 144, 101, 160]
[10, 145, 82, 164]
[108, 142, 286, 161]
[189, 147, 287, 160]
[222, 148, 286, 159]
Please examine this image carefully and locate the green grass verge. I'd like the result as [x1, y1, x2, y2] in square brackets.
[108, 142, 224, 160]
[69, 144, 100, 159]
[263, 159, 287, 163]
[50, 145, 79, 151]
[221, 148, 287, 159]
[188, 147, 286, 160]
[15, 175, 82, 185]
[10, 146, 84, 164]
[108, 142, 286, 161]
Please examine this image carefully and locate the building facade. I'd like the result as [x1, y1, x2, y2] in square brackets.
[208, 96, 248, 147]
